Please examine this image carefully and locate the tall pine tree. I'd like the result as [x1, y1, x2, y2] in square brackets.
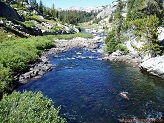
[38, 0, 43, 14]
[113, 0, 124, 43]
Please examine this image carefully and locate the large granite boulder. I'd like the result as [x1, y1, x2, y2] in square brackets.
[140, 56, 164, 79]
[111, 50, 125, 56]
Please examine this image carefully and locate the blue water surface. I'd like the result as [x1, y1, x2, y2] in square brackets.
[17, 48, 164, 123]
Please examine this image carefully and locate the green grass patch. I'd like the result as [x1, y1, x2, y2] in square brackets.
[26, 15, 43, 23]
[0, 33, 93, 94]
[0, 36, 54, 93]
[54, 33, 93, 40]
[24, 21, 35, 28]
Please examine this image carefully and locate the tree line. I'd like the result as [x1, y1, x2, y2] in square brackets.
[105, 0, 164, 57]
[2, 0, 97, 25]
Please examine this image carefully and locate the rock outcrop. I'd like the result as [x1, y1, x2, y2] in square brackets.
[0, 1, 79, 37]
[140, 56, 164, 79]
[0, 1, 22, 21]
[16, 53, 52, 84]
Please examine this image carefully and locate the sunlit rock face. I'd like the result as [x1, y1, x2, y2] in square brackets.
[141, 56, 164, 79]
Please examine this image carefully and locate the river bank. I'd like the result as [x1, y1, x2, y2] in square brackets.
[16, 33, 164, 85]
[100, 50, 164, 79]
[16, 37, 164, 123]
[15, 36, 104, 84]
[100, 51, 141, 66]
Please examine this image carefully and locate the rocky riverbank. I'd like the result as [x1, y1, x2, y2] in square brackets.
[15, 36, 104, 84]
[100, 49, 164, 79]
[15, 34, 164, 84]
[100, 50, 141, 66]
[100, 50, 164, 79]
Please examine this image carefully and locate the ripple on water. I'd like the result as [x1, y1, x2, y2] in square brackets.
[17, 48, 164, 123]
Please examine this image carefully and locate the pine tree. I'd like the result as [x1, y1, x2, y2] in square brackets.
[51, 4, 57, 20]
[126, 0, 145, 21]
[38, 0, 43, 14]
[145, 16, 161, 56]
[16, 0, 20, 7]
[30, 0, 37, 9]
[142, 0, 163, 25]
[113, 0, 124, 43]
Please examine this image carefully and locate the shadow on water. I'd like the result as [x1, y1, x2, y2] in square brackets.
[17, 48, 164, 123]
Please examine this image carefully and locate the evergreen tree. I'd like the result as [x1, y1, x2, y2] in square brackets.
[126, 0, 163, 56]
[126, 0, 145, 21]
[17, 0, 22, 7]
[130, 15, 161, 56]
[142, 0, 163, 25]
[113, 0, 124, 43]
[43, 6, 47, 15]
[38, 0, 44, 14]
[51, 4, 57, 20]
[30, 0, 37, 9]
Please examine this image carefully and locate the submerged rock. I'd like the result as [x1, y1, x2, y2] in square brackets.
[119, 92, 129, 100]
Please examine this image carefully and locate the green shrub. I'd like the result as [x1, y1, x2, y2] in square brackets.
[0, 64, 12, 93]
[0, 36, 54, 73]
[105, 30, 129, 54]
[0, 36, 54, 93]
[115, 43, 129, 54]
[0, 91, 66, 123]
[105, 30, 118, 53]
[51, 25, 62, 33]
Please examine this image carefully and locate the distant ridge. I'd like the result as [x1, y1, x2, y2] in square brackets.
[60, 6, 104, 12]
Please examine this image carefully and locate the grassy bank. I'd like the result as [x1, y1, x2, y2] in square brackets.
[0, 33, 93, 95]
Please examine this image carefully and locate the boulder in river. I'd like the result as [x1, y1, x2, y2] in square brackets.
[119, 92, 129, 100]
[140, 56, 164, 79]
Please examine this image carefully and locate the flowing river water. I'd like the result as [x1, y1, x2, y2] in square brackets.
[17, 38, 164, 123]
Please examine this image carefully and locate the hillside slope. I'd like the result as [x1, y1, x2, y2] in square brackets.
[102, 0, 164, 78]
[0, 0, 22, 21]
[0, 0, 79, 42]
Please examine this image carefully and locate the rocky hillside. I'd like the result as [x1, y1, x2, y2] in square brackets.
[0, 0, 22, 21]
[101, 0, 164, 78]
[79, 0, 164, 79]
[0, 0, 79, 42]
[79, 1, 126, 34]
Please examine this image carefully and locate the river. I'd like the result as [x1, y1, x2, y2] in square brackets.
[17, 38, 164, 123]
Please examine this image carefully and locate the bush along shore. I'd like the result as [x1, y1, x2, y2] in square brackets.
[0, 91, 66, 123]
[0, 33, 93, 98]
